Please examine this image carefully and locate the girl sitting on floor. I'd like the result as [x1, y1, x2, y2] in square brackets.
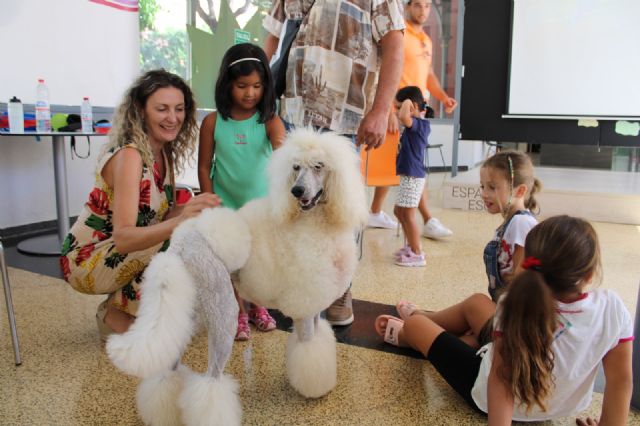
[376, 215, 633, 424]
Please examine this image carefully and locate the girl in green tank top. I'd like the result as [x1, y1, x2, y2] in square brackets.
[198, 43, 286, 341]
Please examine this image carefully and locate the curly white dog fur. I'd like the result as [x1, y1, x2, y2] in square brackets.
[107, 129, 367, 425]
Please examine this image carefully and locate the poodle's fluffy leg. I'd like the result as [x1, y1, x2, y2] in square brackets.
[286, 315, 337, 398]
[179, 234, 238, 378]
[136, 364, 190, 426]
[106, 251, 197, 378]
[178, 231, 242, 426]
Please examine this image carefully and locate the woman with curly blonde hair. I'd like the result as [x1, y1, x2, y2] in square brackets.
[61, 69, 220, 338]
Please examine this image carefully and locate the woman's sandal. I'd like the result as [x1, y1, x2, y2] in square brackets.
[375, 315, 404, 347]
[96, 300, 115, 342]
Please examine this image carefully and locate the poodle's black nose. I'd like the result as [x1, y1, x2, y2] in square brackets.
[291, 186, 305, 198]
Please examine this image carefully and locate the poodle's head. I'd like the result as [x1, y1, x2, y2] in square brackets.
[268, 128, 368, 228]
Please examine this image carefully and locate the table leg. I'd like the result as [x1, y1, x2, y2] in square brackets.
[17, 135, 70, 256]
[1, 240, 22, 365]
[52, 135, 70, 242]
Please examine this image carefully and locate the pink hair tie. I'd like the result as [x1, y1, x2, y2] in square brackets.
[521, 256, 542, 271]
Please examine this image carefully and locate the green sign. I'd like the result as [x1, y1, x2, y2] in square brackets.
[234, 29, 251, 44]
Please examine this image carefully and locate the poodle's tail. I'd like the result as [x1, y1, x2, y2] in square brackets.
[106, 251, 197, 378]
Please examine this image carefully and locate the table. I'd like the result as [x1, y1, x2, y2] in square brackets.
[0, 131, 99, 256]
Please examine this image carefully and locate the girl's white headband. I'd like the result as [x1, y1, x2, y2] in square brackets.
[228, 57, 261, 68]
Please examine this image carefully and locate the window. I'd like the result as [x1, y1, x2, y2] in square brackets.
[140, 0, 269, 109]
[423, 0, 459, 119]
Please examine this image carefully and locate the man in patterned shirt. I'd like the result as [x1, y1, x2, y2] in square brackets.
[264, 0, 405, 325]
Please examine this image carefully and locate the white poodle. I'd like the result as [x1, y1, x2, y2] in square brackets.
[106, 129, 368, 425]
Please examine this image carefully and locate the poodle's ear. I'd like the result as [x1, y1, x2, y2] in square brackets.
[320, 133, 368, 229]
[267, 137, 300, 223]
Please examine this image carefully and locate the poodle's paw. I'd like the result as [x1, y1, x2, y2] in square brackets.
[285, 318, 337, 398]
[178, 369, 242, 426]
[136, 365, 189, 426]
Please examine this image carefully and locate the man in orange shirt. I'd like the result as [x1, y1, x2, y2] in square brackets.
[368, 0, 457, 239]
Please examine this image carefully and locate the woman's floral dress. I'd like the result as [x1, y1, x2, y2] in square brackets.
[60, 144, 173, 316]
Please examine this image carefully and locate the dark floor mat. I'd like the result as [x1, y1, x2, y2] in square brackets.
[3, 242, 63, 279]
[269, 299, 424, 359]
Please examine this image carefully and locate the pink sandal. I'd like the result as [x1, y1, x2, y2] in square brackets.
[248, 306, 276, 332]
[396, 300, 418, 321]
[374, 315, 404, 347]
[235, 313, 250, 341]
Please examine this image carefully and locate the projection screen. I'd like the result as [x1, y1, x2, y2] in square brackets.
[506, 0, 640, 120]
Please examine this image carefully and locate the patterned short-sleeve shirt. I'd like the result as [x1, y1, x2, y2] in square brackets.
[264, 0, 405, 135]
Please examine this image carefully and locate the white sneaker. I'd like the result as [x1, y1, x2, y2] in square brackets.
[423, 217, 453, 239]
[368, 211, 398, 229]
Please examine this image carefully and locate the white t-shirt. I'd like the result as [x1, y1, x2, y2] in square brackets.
[471, 289, 634, 421]
[497, 213, 538, 277]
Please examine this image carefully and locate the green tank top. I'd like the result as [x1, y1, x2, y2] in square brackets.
[211, 112, 272, 210]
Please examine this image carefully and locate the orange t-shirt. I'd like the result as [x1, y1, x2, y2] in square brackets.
[399, 20, 433, 97]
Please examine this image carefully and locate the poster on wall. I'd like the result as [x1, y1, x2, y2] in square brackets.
[89, 0, 139, 12]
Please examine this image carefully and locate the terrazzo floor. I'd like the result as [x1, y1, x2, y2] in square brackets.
[1, 173, 639, 425]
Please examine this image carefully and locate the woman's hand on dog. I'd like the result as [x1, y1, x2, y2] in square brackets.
[173, 193, 221, 223]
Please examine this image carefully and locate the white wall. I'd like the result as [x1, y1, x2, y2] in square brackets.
[0, 0, 139, 107]
[458, 139, 487, 169]
[0, 0, 139, 229]
[428, 123, 485, 171]
[0, 136, 111, 228]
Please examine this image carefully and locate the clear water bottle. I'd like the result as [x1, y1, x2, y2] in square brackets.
[81, 97, 93, 133]
[35, 79, 51, 132]
[8, 96, 24, 133]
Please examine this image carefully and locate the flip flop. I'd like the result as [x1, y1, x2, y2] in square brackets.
[375, 315, 404, 347]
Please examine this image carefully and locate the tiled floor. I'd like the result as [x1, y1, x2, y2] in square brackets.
[1, 173, 639, 425]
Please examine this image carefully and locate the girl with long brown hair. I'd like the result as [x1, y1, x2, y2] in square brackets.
[376, 216, 633, 424]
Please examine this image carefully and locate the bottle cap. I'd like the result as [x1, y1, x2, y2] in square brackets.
[38, 78, 45, 83]
[83, 97, 89, 101]
[10, 96, 21, 103]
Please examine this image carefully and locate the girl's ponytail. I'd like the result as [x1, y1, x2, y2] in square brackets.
[495, 215, 601, 412]
[525, 177, 542, 212]
[497, 268, 556, 413]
